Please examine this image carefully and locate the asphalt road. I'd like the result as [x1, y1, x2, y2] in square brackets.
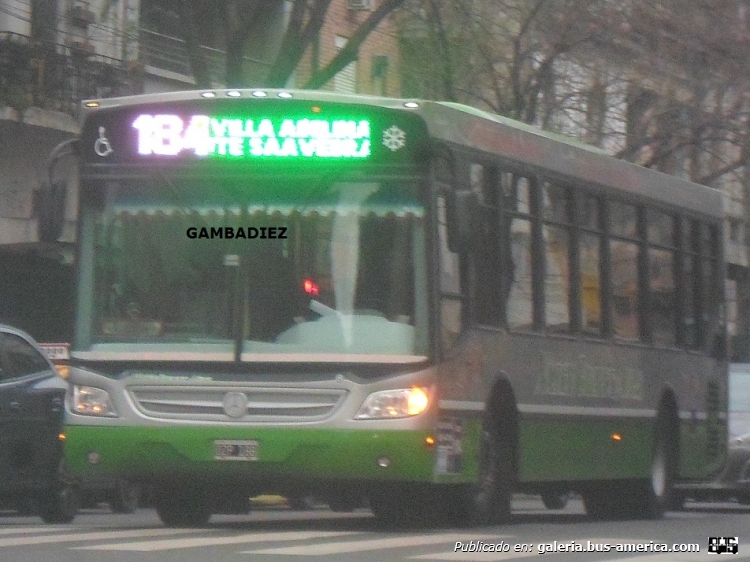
[1, 496, 749, 562]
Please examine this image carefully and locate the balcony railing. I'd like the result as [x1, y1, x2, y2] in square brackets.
[139, 28, 271, 86]
[0, 32, 140, 119]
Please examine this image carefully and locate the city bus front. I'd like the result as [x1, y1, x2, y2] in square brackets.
[64, 92, 441, 523]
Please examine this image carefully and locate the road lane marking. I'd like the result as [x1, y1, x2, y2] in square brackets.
[245, 534, 506, 556]
[0, 526, 76, 536]
[73, 531, 359, 551]
[0, 528, 203, 548]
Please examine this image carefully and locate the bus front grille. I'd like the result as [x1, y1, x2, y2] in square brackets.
[128, 386, 348, 422]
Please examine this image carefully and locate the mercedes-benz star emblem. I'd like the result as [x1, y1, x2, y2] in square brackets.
[222, 391, 248, 418]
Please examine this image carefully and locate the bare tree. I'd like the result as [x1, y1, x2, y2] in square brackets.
[399, 0, 750, 358]
[158, 0, 406, 89]
[399, 0, 750, 184]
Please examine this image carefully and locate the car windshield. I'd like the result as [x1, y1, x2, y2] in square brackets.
[74, 175, 429, 363]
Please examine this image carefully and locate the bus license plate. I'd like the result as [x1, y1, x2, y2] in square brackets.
[213, 440, 259, 461]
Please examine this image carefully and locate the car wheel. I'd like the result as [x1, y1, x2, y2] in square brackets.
[109, 479, 140, 514]
[38, 461, 78, 524]
[39, 485, 78, 524]
[15, 495, 38, 516]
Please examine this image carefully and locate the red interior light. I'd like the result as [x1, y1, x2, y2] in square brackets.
[303, 278, 320, 295]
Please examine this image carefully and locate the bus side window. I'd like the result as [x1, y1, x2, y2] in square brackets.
[579, 194, 604, 336]
[646, 210, 677, 347]
[438, 194, 463, 351]
[542, 182, 573, 332]
[681, 219, 701, 349]
[609, 201, 640, 341]
[501, 174, 535, 331]
[471, 164, 502, 326]
[704, 224, 726, 358]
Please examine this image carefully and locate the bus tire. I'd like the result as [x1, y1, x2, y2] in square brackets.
[328, 495, 359, 512]
[154, 485, 211, 527]
[582, 483, 623, 520]
[473, 411, 513, 524]
[541, 490, 570, 510]
[583, 404, 678, 520]
[371, 485, 448, 527]
[109, 479, 140, 514]
[287, 495, 316, 510]
[634, 405, 678, 519]
[448, 398, 516, 526]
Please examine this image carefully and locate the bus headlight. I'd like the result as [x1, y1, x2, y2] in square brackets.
[354, 387, 430, 419]
[71, 385, 117, 417]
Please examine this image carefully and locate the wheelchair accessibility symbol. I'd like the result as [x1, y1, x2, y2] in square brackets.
[94, 126, 114, 157]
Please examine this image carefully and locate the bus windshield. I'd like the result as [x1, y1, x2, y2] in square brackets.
[74, 175, 429, 363]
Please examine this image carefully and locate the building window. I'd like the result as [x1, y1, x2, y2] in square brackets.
[334, 36, 357, 94]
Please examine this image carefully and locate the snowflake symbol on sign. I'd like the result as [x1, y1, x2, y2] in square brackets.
[382, 125, 406, 151]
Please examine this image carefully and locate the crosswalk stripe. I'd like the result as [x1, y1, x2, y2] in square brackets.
[412, 553, 744, 562]
[0, 526, 76, 536]
[0, 528, 203, 548]
[599, 554, 743, 562]
[73, 530, 359, 552]
[245, 534, 507, 556]
[410, 539, 713, 562]
[410, 548, 537, 560]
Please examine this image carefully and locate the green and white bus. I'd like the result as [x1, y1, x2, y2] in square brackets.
[60, 89, 727, 526]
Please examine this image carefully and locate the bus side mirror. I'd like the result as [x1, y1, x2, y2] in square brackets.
[447, 190, 479, 253]
[36, 179, 67, 243]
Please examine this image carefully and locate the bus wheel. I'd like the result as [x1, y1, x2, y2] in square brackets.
[582, 484, 622, 519]
[287, 495, 316, 510]
[370, 485, 436, 527]
[634, 407, 678, 519]
[541, 490, 570, 510]
[154, 485, 211, 527]
[584, 409, 677, 520]
[328, 495, 359, 512]
[448, 410, 514, 526]
[109, 479, 140, 514]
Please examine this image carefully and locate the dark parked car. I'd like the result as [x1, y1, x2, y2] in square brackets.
[36, 342, 140, 514]
[0, 324, 77, 522]
[674, 364, 750, 507]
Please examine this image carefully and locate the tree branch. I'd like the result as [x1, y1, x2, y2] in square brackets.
[303, 0, 406, 90]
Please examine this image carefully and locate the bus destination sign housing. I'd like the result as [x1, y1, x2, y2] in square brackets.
[80, 99, 429, 169]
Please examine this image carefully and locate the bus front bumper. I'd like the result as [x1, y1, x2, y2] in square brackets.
[64, 425, 436, 485]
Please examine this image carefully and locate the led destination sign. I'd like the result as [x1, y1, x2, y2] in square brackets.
[81, 100, 426, 168]
[131, 114, 374, 159]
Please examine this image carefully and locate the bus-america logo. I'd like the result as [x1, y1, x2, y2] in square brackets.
[126, 115, 406, 159]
